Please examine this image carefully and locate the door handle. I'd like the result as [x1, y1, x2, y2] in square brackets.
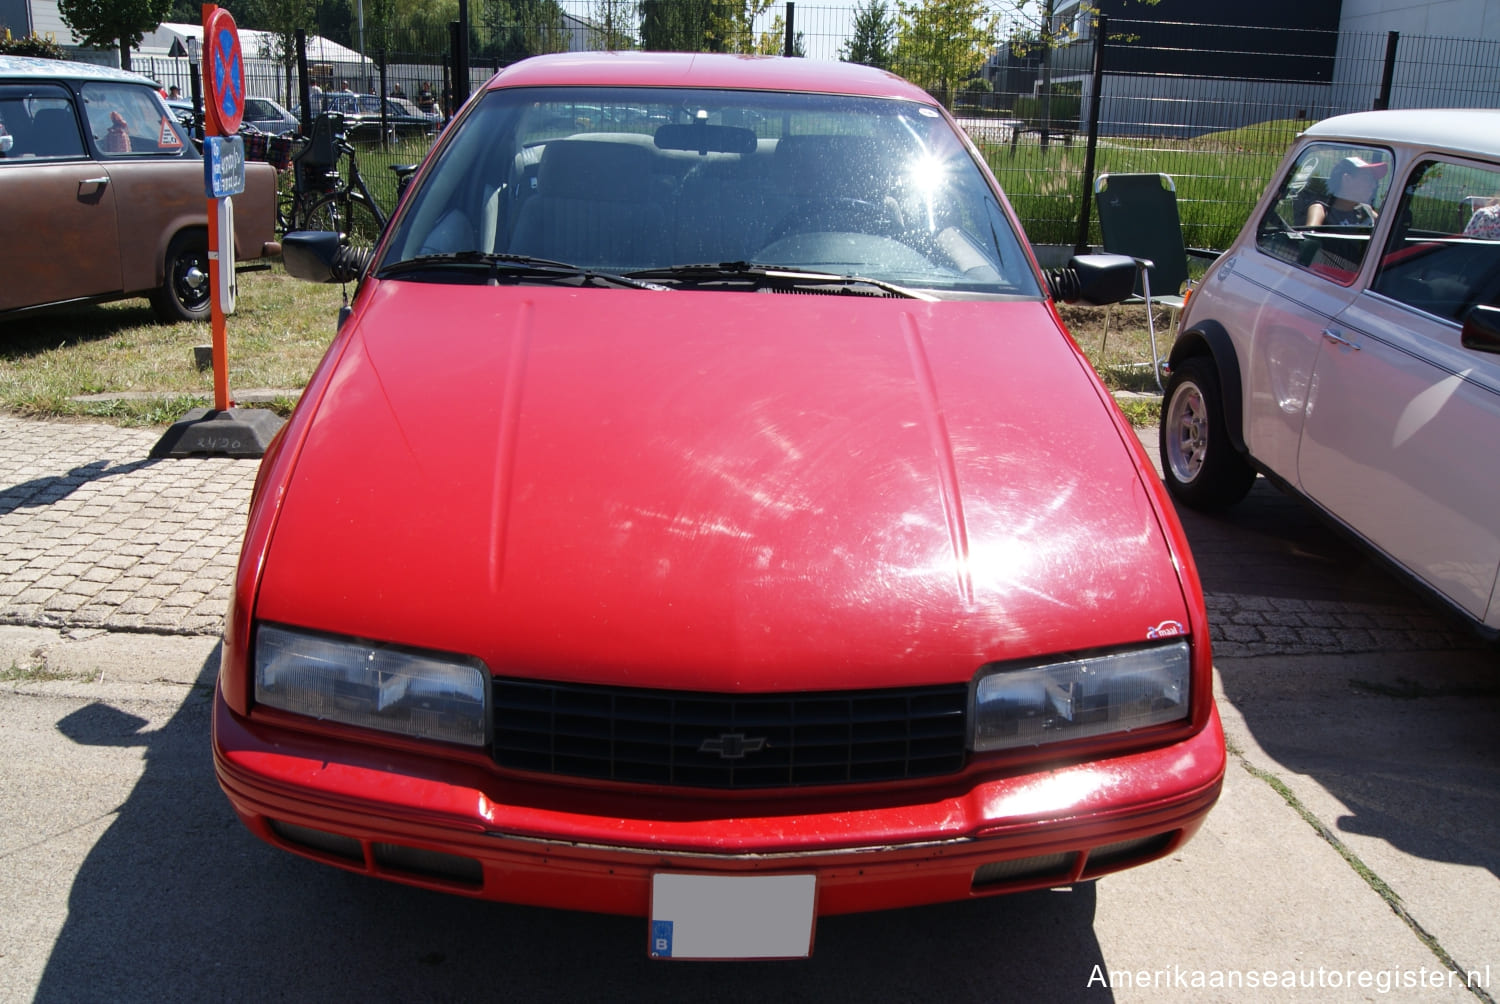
[1321, 327, 1360, 350]
[78, 176, 109, 191]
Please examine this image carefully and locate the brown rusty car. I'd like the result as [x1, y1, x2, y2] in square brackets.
[0, 55, 279, 322]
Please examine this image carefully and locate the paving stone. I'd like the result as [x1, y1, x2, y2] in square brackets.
[1, 415, 255, 640]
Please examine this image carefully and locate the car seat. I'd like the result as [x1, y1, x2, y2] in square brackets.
[507, 139, 669, 267]
[29, 107, 85, 158]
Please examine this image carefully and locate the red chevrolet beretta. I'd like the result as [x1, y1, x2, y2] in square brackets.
[214, 52, 1224, 959]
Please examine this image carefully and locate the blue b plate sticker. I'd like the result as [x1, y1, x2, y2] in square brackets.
[649, 873, 816, 960]
[650, 920, 673, 959]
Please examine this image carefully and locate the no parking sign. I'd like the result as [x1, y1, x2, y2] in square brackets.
[153, 2, 285, 456]
[204, 7, 244, 136]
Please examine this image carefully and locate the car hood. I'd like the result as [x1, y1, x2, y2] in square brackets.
[257, 283, 1188, 691]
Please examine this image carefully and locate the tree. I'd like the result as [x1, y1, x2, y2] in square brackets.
[246, 0, 318, 106]
[753, 13, 802, 56]
[313, 0, 351, 47]
[58, 0, 173, 69]
[478, 0, 569, 63]
[841, 0, 894, 69]
[164, 0, 252, 23]
[637, 0, 768, 55]
[892, 0, 998, 107]
[381, 0, 458, 48]
[589, 0, 635, 50]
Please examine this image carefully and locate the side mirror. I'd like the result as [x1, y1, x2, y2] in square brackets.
[392, 163, 419, 201]
[1461, 304, 1500, 354]
[282, 231, 372, 284]
[1044, 253, 1138, 306]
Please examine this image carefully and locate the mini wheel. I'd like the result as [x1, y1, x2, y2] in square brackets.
[1159, 355, 1256, 510]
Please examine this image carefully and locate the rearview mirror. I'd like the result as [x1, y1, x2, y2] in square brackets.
[654, 123, 757, 155]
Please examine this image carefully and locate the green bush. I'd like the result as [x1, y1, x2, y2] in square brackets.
[0, 31, 66, 59]
[1013, 94, 1081, 131]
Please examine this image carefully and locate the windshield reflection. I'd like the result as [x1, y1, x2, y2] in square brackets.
[383, 86, 1038, 298]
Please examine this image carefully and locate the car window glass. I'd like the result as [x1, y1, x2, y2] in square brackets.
[384, 86, 1039, 298]
[0, 85, 86, 160]
[80, 81, 188, 157]
[1370, 159, 1500, 324]
[1255, 141, 1394, 285]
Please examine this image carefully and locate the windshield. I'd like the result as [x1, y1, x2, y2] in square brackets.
[382, 85, 1040, 298]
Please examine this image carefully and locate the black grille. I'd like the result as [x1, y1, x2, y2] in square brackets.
[492, 679, 969, 788]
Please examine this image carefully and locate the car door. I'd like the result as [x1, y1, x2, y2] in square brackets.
[0, 83, 122, 311]
[1298, 156, 1500, 623]
[77, 80, 199, 298]
[1233, 141, 1395, 481]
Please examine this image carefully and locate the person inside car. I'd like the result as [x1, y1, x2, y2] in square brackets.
[1464, 196, 1500, 240]
[102, 110, 131, 153]
[1303, 156, 1388, 227]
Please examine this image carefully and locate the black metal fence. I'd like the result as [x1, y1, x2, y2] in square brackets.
[145, 2, 1500, 253]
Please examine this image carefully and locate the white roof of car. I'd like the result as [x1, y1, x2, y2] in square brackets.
[0, 54, 157, 86]
[1304, 109, 1500, 162]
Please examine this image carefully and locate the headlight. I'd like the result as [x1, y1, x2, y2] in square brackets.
[971, 641, 1190, 752]
[254, 625, 488, 746]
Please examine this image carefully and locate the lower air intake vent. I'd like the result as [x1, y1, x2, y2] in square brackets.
[492, 679, 968, 788]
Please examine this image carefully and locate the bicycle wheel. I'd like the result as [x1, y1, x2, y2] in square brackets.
[276, 194, 296, 236]
[305, 191, 382, 253]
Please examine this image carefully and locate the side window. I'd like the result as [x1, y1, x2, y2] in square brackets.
[0, 96, 17, 157]
[1371, 159, 1500, 323]
[79, 81, 188, 157]
[1256, 142, 1394, 285]
[0, 86, 86, 160]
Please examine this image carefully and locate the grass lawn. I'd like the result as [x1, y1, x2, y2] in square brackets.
[0, 265, 345, 425]
[982, 118, 1301, 250]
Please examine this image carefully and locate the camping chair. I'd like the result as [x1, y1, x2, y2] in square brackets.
[1094, 173, 1220, 389]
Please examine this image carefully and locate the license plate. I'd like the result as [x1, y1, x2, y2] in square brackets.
[649, 873, 816, 960]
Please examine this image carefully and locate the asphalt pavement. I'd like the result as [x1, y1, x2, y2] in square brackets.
[1, 411, 1497, 1002]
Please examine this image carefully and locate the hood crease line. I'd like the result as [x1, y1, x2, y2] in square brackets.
[900, 312, 974, 608]
[489, 300, 535, 593]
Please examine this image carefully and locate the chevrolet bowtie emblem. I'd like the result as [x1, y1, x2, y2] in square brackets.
[698, 732, 767, 759]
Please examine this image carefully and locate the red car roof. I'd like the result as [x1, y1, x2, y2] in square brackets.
[484, 51, 932, 102]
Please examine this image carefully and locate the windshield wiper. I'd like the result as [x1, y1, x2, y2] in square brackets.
[377, 251, 667, 290]
[624, 262, 936, 301]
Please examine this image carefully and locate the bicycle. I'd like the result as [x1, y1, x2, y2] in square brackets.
[280, 112, 417, 251]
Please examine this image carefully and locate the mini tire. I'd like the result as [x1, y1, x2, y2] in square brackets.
[1159, 354, 1256, 511]
[151, 230, 211, 323]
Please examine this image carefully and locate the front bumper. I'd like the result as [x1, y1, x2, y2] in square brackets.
[213, 683, 1225, 917]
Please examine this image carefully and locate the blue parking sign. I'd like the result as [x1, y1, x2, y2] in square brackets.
[204, 135, 246, 198]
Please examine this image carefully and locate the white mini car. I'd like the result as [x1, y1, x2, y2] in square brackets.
[1161, 108, 1500, 632]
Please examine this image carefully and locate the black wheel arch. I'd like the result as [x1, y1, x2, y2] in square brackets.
[1167, 320, 1248, 456]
